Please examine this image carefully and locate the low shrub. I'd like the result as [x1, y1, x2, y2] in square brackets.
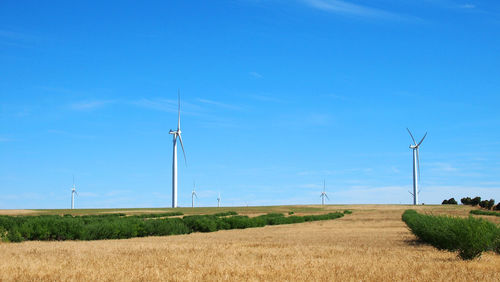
[343, 210, 353, 214]
[0, 211, 346, 242]
[130, 212, 184, 219]
[470, 210, 500, 217]
[402, 210, 499, 260]
[212, 211, 238, 217]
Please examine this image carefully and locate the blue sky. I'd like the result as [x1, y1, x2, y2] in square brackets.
[1, 0, 500, 209]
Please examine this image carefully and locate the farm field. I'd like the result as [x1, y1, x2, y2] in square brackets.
[0, 205, 499, 281]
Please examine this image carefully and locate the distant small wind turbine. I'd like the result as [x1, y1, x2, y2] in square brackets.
[169, 91, 187, 208]
[407, 128, 427, 205]
[320, 180, 329, 206]
[217, 193, 221, 208]
[71, 176, 78, 209]
[192, 181, 198, 208]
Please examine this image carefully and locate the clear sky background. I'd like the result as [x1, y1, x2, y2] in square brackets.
[1, 0, 499, 209]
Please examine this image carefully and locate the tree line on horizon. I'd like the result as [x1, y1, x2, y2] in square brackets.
[442, 196, 500, 210]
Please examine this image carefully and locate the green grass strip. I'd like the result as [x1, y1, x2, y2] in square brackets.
[470, 209, 500, 217]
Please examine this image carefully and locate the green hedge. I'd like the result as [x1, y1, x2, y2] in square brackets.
[470, 210, 500, 217]
[402, 210, 499, 260]
[128, 212, 184, 218]
[212, 211, 238, 217]
[0, 212, 344, 242]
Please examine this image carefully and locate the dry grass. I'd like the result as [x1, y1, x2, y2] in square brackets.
[0, 205, 499, 281]
[0, 209, 38, 216]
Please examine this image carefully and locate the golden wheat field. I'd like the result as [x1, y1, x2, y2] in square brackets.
[0, 205, 498, 281]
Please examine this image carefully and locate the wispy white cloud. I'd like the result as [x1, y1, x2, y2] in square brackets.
[301, 0, 404, 20]
[327, 94, 347, 100]
[47, 129, 96, 140]
[248, 94, 285, 103]
[0, 29, 38, 48]
[105, 190, 132, 197]
[309, 113, 332, 125]
[249, 71, 263, 78]
[298, 183, 323, 189]
[0, 192, 46, 201]
[131, 98, 205, 116]
[428, 162, 458, 172]
[196, 98, 242, 110]
[69, 100, 115, 111]
[391, 166, 400, 173]
[297, 167, 373, 176]
[459, 4, 475, 9]
[78, 192, 99, 197]
[131, 98, 178, 112]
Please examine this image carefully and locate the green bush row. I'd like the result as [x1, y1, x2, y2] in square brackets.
[212, 211, 238, 217]
[470, 209, 500, 217]
[461, 196, 499, 210]
[402, 210, 500, 260]
[0, 212, 344, 242]
[128, 212, 184, 218]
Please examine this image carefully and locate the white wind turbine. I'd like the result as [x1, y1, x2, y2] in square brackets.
[407, 128, 427, 205]
[320, 180, 329, 206]
[217, 193, 221, 208]
[169, 91, 187, 208]
[71, 176, 78, 209]
[191, 181, 198, 208]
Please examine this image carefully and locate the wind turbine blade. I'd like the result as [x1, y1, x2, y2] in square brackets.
[325, 194, 329, 200]
[406, 128, 416, 145]
[177, 90, 181, 130]
[178, 134, 187, 165]
[417, 132, 427, 147]
[408, 191, 414, 196]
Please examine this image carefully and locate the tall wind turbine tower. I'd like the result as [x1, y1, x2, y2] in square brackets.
[217, 193, 221, 208]
[71, 176, 77, 209]
[191, 181, 198, 208]
[320, 180, 329, 206]
[169, 91, 187, 208]
[407, 128, 427, 205]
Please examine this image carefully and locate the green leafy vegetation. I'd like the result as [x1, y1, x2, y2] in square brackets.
[441, 198, 457, 205]
[212, 211, 238, 217]
[470, 209, 500, 217]
[0, 212, 345, 243]
[128, 212, 184, 218]
[402, 210, 499, 260]
[461, 196, 482, 206]
[343, 210, 353, 214]
[479, 199, 495, 210]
